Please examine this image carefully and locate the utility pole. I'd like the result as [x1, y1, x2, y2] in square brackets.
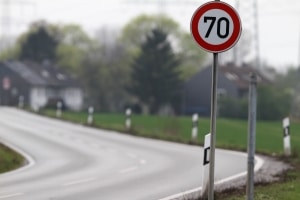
[246, 73, 257, 200]
[0, 0, 36, 50]
[124, 0, 198, 15]
[237, 0, 260, 68]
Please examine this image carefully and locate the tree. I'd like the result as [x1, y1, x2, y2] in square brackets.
[275, 67, 300, 118]
[257, 85, 291, 120]
[1, 21, 94, 75]
[55, 24, 95, 74]
[78, 27, 130, 112]
[120, 14, 207, 80]
[128, 28, 182, 114]
[19, 22, 58, 63]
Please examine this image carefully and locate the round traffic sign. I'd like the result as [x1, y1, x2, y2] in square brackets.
[191, 1, 242, 53]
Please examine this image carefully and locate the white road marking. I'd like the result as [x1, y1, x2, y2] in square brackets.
[0, 193, 24, 199]
[62, 177, 96, 186]
[119, 166, 138, 174]
[127, 153, 137, 159]
[139, 159, 147, 165]
[158, 155, 265, 200]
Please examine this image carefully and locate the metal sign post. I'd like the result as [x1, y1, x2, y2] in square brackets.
[208, 53, 218, 200]
[190, 1, 241, 200]
[246, 73, 257, 200]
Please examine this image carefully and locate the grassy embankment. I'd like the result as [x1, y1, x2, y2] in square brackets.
[0, 143, 24, 173]
[41, 109, 300, 155]
[40, 109, 300, 200]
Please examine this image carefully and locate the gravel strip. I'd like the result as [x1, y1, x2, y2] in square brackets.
[169, 154, 291, 200]
[215, 155, 292, 192]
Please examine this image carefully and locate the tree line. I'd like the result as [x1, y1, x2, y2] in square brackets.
[0, 15, 207, 114]
[0, 15, 299, 120]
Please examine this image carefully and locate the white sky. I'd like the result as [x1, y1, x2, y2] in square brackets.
[3, 0, 300, 71]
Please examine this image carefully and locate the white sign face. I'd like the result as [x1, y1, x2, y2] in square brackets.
[191, 1, 242, 53]
[198, 9, 234, 45]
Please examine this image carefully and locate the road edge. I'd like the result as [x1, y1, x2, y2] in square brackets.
[158, 153, 264, 200]
[0, 139, 35, 176]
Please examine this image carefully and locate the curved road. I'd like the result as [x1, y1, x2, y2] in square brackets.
[0, 107, 257, 200]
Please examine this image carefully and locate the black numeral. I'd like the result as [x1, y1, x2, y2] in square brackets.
[204, 16, 230, 38]
[204, 16, 216, 38]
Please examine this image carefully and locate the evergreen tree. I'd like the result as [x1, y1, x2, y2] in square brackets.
[129, 28, 182, 114]
[19, 26, 58, 63]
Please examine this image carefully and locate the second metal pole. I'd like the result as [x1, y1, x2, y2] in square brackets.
[208, 53, 219, 200]
[246, 73, 257, 200]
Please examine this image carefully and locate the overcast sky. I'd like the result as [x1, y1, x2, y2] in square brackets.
[2, 0, 300, 71]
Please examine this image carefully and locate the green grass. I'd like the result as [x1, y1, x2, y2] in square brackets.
[0, 143, 24, 173]
[40, 109, 300, 155]
[218, 156, 300, 200]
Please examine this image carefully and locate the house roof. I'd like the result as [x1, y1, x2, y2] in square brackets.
[3, 60, 80, 87]
[219, 63, 271, 89]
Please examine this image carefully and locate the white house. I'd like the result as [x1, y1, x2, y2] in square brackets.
[0, 60, 83, 111]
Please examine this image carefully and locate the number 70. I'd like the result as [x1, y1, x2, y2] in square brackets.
[204, 16, 230, 39]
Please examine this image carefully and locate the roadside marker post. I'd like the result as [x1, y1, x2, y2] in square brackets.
[191, 113, 199, 141]
[56, 101, 62, 118]
[125, 108, 132, 130]
[246, 73, 257, 200]
[190, 1, 242, 199]
[201, 133, 211, 197]
[87, 106, 94, 125]
[282, 117, 291, 156]
[18, 95, 24, 109]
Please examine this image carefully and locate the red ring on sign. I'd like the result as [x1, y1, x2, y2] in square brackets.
[191, 1, 242, 53]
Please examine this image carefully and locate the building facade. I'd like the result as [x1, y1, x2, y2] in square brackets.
[0, 60, 83, 111]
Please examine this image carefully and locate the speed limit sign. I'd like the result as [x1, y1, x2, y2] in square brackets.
[191, 1, 242, 53]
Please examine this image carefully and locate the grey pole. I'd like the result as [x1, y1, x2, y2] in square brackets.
[209, 1, 221, 199]
[246, 73, 257, 200]
[208, 52, 219, 200]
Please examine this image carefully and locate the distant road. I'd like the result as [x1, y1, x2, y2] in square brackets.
[0, 107, 256, 200]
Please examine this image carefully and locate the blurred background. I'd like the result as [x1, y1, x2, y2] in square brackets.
[0, 0, 299, 120]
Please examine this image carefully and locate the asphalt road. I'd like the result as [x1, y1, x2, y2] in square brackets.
[0, 107, 257, 200]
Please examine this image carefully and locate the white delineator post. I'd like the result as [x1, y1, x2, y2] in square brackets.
[282, 117, 291, 156]
[125, 108, 132, 130]
[201, 133, 211, 197]
[87, 106, 94, 125]
[18, 95, 24, 108]
[56, 101, 62, 118]
[192, 113, 199, 141]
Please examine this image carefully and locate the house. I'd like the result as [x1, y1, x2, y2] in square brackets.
[0, 60, 83, 111]
[182, 63, 271, 116]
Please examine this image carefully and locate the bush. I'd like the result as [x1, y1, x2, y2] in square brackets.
[219, 85, 292, 120]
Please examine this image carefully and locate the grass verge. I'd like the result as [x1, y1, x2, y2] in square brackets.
[0, 143, 24, 173]
[216, 156, 300, 200]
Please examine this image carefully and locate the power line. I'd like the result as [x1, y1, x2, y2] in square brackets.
[1, 0, 36, 50]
